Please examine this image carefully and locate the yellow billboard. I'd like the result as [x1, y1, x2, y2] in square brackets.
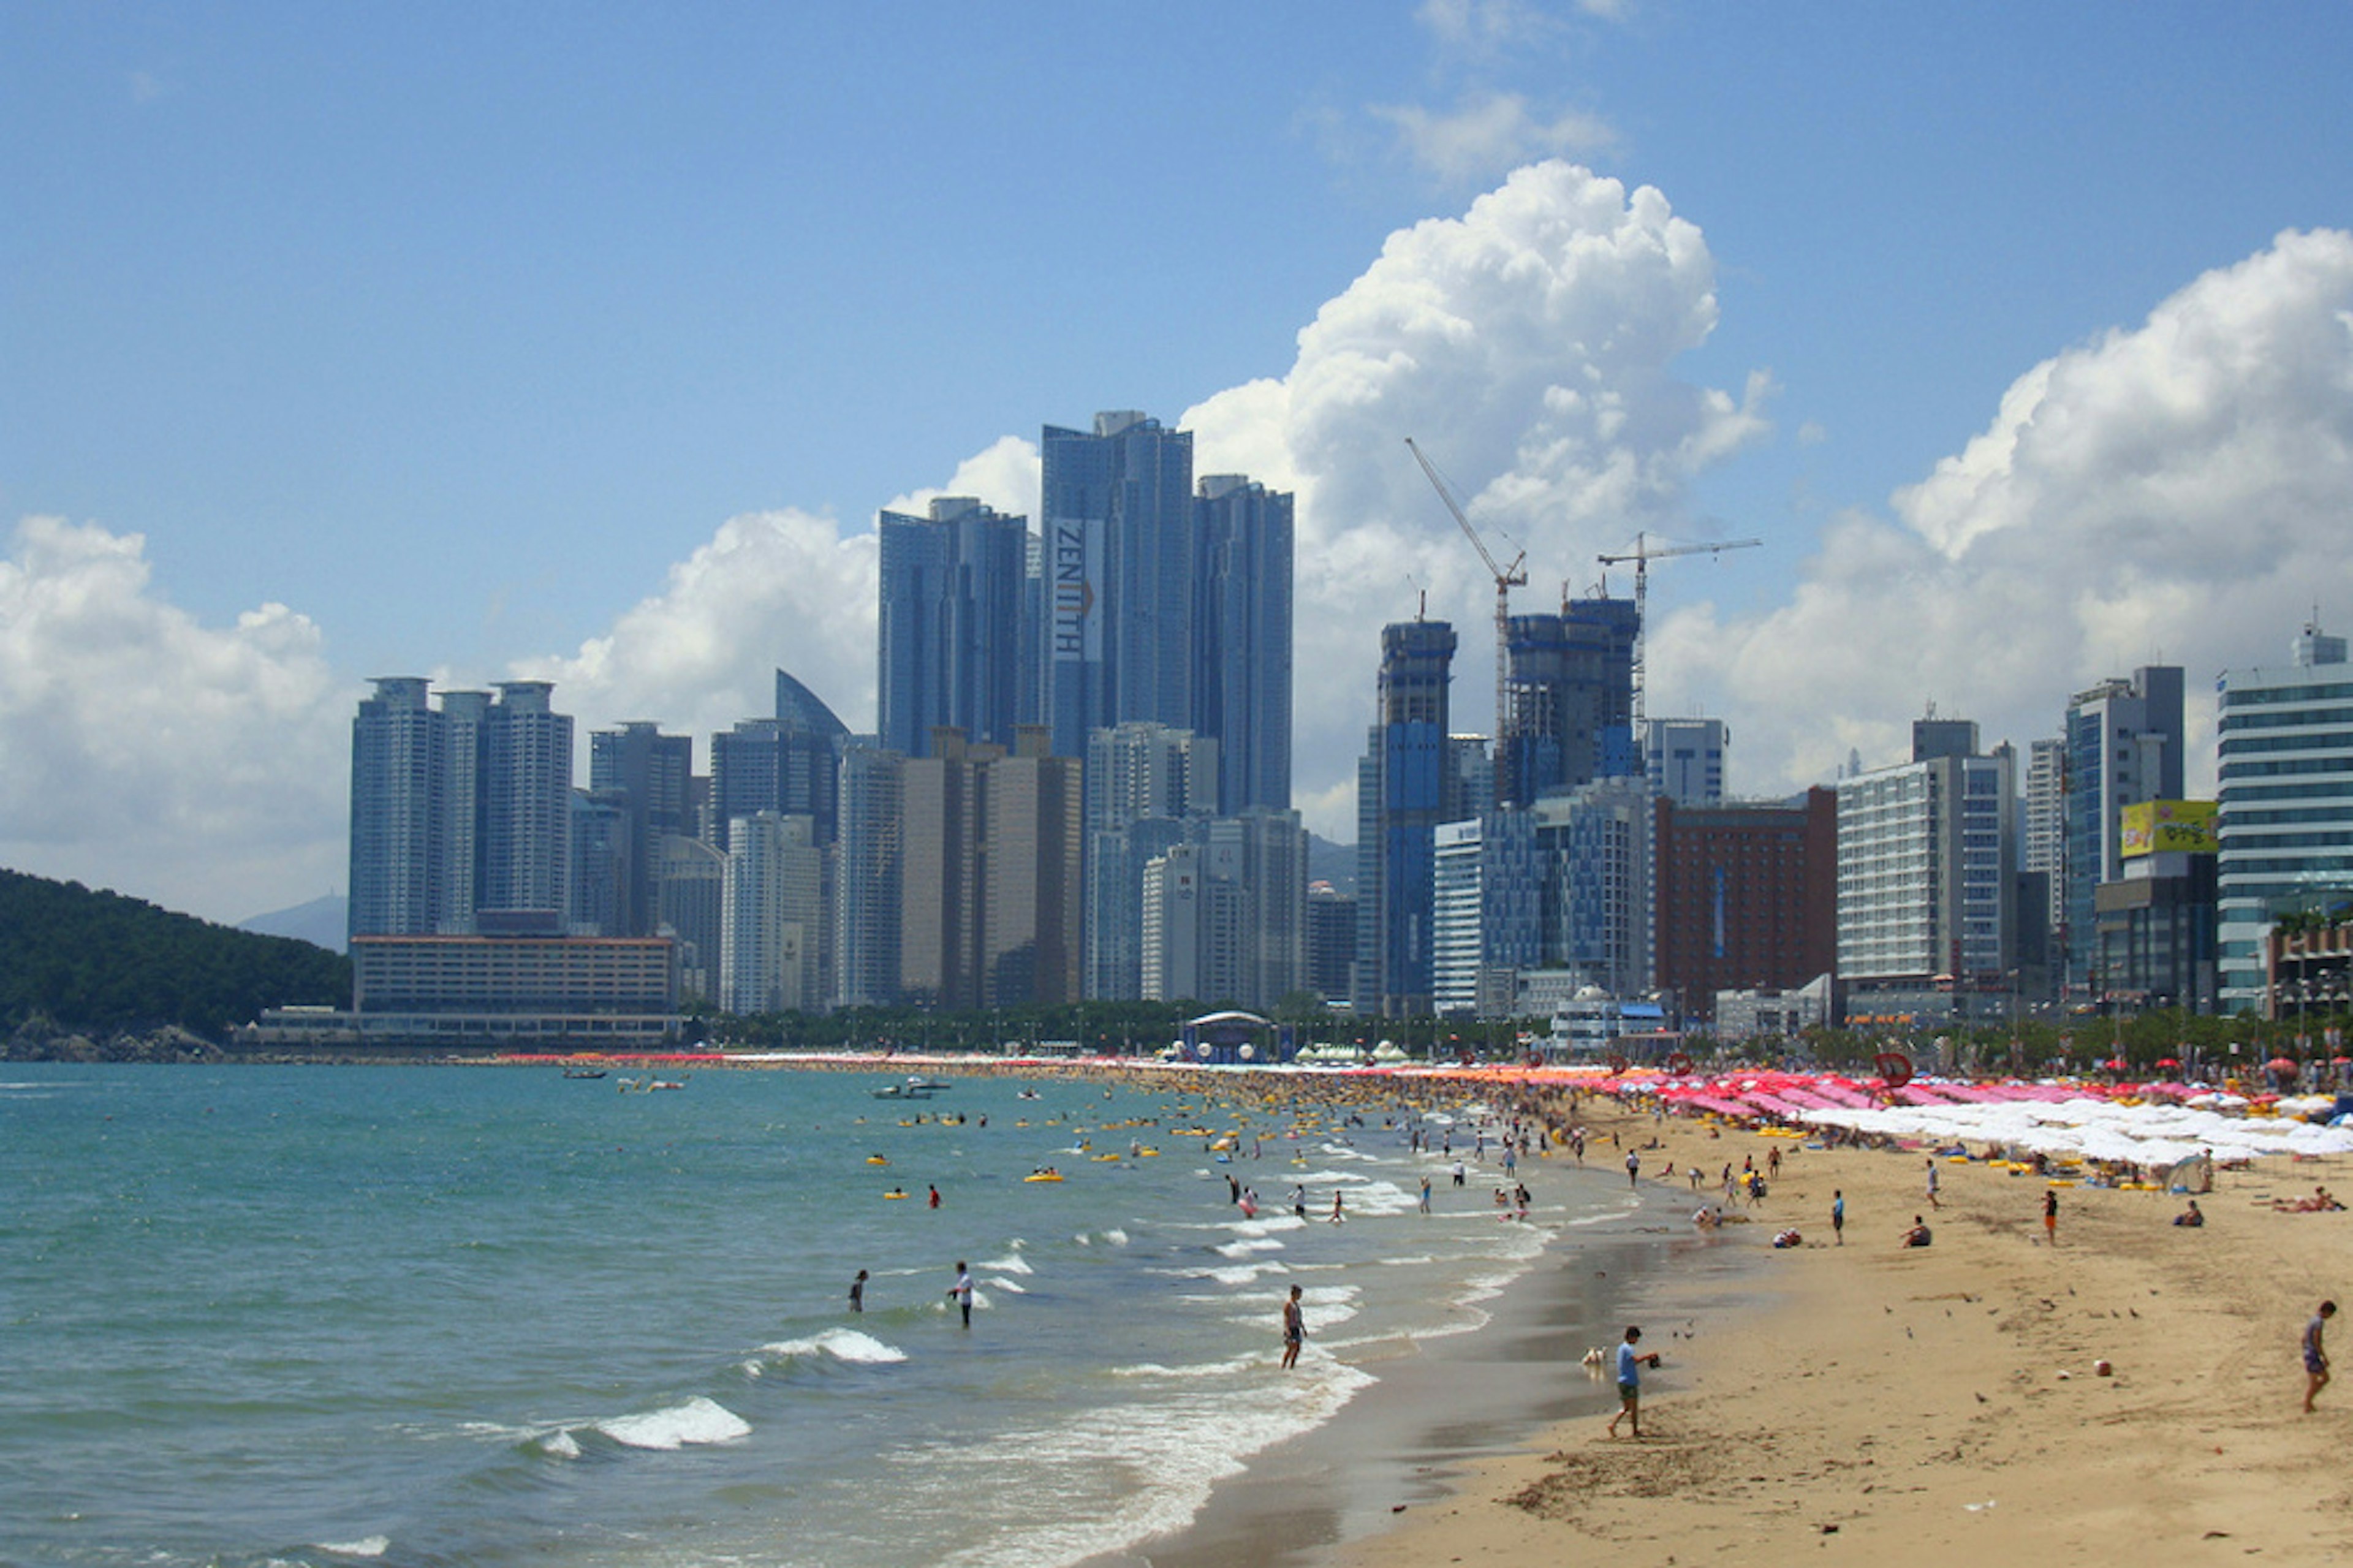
[2120, 799, 2216, 858]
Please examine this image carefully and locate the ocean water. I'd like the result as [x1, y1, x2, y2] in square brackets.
[0, 1063, 1624, 1568]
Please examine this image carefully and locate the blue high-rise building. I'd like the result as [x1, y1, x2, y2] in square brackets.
[877, 497, 1031, 758]
[1355, 618, 1460, 1017]
[1039, 412, 1198, 760]
[1195, 474, 1293, 812]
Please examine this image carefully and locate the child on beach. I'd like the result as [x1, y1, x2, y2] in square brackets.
[1605, 1326, 1662, 1438]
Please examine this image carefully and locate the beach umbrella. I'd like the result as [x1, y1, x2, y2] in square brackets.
[2156, 1057, 2180, 1069]
[2268, 1058, 2300, 1073]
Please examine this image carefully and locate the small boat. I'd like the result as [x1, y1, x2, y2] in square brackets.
[1023, 1170, 1065, 1183]
[867, 1155, 890, 1165]
[562, 1066, 607, 1079]
[873, 1075, 949, 1100]
[648, 1078, 687, 1091]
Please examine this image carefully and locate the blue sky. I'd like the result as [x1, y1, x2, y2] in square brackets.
[7, 2, 2353, 923]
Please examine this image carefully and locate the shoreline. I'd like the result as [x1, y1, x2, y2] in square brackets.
[1080, 1121, 1771, 1568]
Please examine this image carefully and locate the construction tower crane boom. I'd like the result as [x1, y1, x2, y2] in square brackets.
[1595, 531, 1762, 742]
[1405, 437, 1527, 748]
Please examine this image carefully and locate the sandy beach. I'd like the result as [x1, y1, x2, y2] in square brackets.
[1330, 1091, 2353, 1567]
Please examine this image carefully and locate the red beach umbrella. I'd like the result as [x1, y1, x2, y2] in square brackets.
[2267, 1057, 2300, 1074]
[2155, 1057, 2181, 1069]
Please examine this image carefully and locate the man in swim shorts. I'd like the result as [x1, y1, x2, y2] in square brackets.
[1605, 1325, 1659, 1437]
[1281, 1284, 1306, 1371]
[2306, 1300, 2336, 1412]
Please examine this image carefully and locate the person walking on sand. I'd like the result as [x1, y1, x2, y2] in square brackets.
[1605, 1325, 1661, 1437]
[1925, 1157, 1941, 1210]
[1626, 1149, 1641, 1188]
[849, 1269, 868, 1312]
[2042, 1187, 2058, 1245]
[947, 1261, 974, 1327]
[2305, 1300, 2336, 1412]
[1832, 1189, 1845, 1246]
[1281, 1284, 1306, 1370]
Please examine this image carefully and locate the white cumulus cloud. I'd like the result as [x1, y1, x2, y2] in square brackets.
[1657, 227, 2353, 795]
[518, 507, 881, 746]
[0, 517, 350, 920]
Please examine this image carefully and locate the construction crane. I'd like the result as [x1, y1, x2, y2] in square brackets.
[1596, 531, 1762, 739]
[1405, 437, 1527, 745]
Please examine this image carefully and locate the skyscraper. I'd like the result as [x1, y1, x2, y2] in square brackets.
[893, 727, 1082, 1010]
[567, 787, 631, 937]
[711, 712, 844, 852]
[721, 812, 827, 1015]
[877, 496, 1031, 757]
[833, 744, 904, 1010]
[2022, 735, 2067, 952]
[351, 677, 575, 941]
[1356, 618, 1459, 1017]
[477, 681, 572, 925]
[2063, 667, 2184, 988]
[349, 677, 445, 939]
[1083, 722, 1217, 1001]
[656, 834, 726, 1004]
[588, 721, 693, 936]
[1138, 809, 1307, 1012]
[1496, 595, 1639, 809]
[1040, 412, 1197, 759]
[976, 729, 1085, 1009]
[2217, 621, 2353, 1012]
[1836, 719, 2015, 1007]
[1194, 474, 1294, 812]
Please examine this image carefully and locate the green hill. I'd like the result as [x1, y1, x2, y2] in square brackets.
[1, 868, 350, 1038]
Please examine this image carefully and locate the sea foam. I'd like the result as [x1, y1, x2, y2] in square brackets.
[596, 1396, 751, 1450]
[755, 1328, 909, 1368]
